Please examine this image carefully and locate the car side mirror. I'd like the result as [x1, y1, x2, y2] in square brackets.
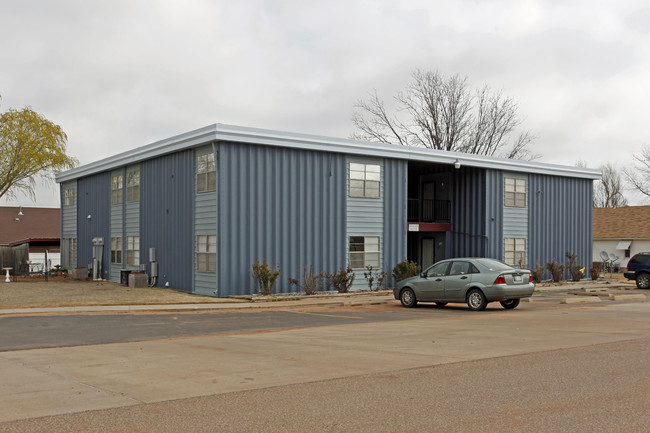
[420, 272, 428, 278]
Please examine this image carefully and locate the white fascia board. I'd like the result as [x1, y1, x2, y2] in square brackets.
[56, 123, 601, 183]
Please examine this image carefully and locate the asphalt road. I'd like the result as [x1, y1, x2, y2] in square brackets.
[1, 300, 649, 432]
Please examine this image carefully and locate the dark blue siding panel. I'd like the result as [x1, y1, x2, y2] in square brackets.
[140, 150, 194, 291]
[383, 158, 408, 279]
[448, 167, 487, 257]
[484, 169, 503, 259]
[77, 172, 110, 278]
[529, 175, 593, 276]
[219, 142, 346, 296]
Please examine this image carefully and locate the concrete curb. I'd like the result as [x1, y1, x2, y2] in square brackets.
[561, 297, 602, 304]
[608, 294, 647, 301]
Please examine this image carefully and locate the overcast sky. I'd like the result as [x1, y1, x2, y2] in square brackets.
[2, 0, 649, 207]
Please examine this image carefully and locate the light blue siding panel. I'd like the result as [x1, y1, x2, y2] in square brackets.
[140, 150, 194, 292]
[77, 173, 111, 279]
[346, 157, 384, 290]
[61, 181, 77, 237]
[528, 175, 593, 277]
[219, 142, 346, 296]
[484, 170, 503, 259]
[383, 158, 408, 285]
[194, 145, 218, 296]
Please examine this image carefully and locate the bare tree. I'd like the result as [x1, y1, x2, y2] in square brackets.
[624, 145, 650, 201]
[351, 69, 537, 160]
[594, 163, 628, 208]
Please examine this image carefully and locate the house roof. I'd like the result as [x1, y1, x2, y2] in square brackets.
[55, 123, 601, 183]
[0, 207, 60, 245]
[593, 206, 650, 239]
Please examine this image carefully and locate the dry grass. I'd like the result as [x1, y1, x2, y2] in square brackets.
[0, 276, 244, 309]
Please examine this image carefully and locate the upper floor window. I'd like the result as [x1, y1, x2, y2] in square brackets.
[126, 170, 140, 202]
[111, 174, 123, 205]
[505, 177, 526, 207]
[350, 163, 380, 198]
[64, 189, 75, 207]
[196, 153, 216, 193]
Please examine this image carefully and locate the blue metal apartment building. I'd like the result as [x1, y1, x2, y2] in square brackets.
[55, 124, 600, 296]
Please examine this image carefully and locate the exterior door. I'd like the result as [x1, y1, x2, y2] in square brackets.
[421, 238, 435, 269]
[417, 261, 449, 301]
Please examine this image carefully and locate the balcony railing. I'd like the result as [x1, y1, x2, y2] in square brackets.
[408, 199, 451, 223]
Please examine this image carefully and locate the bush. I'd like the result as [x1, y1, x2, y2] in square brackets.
[324, 267, 355, 293]
[392, 260, 419, 282]
[565, 251, 583, 282]
[531, 262, 546, 284]
[546, 260, 565, 283]
[288, 265, 322, 295]
[363, 265, 389, 291]
[251, 259, 281, 296]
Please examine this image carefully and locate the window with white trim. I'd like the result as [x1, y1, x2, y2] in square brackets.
[64, 189, 75, 207]
[126, 236, 139, 266]
[505, 177, 526, 207]
[196, 153, 216, 193]
[197, 235, 216, 272]
[505, 238, 527, 267]
[349, 163, 380, 198]
[111, 237, 122, 264]
[111, 174, 123, 205]
[349, 236, 380, 269]
[126, 170, 140, 202]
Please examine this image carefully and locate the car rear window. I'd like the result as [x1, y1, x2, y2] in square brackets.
[628, 253, 650, 265]
[474, 258, 513, 271]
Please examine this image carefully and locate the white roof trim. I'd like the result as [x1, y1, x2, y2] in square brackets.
[56, 123, 602, 183]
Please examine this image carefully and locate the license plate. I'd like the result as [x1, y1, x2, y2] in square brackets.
[513, 275, 522, 283]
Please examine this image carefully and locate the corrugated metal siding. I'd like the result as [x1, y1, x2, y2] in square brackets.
[529, 174, 594, 276]
[347, 156, 384, 290]
[484, 170, 503, 259]
[194, 145, 218, 296]
[219, 142, 346, 296]
[77, 172, 110, 278]
[383, 158, 408, 284]
[140, 150, 194, 291]
[448, 167, 487, 257]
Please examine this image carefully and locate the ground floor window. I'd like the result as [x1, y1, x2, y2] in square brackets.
[349, 236, 380, 269]
[126, 236, 139, 266]
[111, 237, 122, 264]
[62, 238, 77, 268]
[196, 235, 216, 273]
[505, 238, 527, 267]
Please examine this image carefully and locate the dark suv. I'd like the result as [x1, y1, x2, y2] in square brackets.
[624, 252, 650, 289]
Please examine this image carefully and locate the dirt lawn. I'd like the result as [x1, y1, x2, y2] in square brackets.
[0, 276, 242, 309]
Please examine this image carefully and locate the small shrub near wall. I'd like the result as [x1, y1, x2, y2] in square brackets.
[392, 260, 419, 282]
[531, 263, 546, 284]
[251, 259, 281, 296]
[546, 260, 565, 283]
[589, 262, 601, 281]
[363, 265, 389, 291]
[288, 265, 322, 295]
[565, 251, 584, 282]
[324, 267, 355, 293]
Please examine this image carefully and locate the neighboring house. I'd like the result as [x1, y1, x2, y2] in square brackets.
[0, 206, 61, 271]
[55, 124, 599, 296]
[593, 206, 650, 270]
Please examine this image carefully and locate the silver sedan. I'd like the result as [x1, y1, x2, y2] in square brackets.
[393, 258, 535, 311]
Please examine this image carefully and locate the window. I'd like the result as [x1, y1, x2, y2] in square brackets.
[349, 163, 380, 198]
[349, 236, 380, 269]
[505, 238, 527, 267]
[126, 236, 139, 266]
[196, 153, 216, 193]
[197, 234, 216, 272]
[505, 177, 526, 207]
[111, 174, 123, 205]
[425, 261, 449, 277]
[62, 238, 77, 267]
[64, 189, 75, 207]
[126, 170, 140, 202]
[111, 237, 122, 264]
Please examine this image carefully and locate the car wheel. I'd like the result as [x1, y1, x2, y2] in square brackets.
[467, 289, 487, 311]
[400, 288, 418, 308]
[436, 302, 448, 307]
[637, 273, 650, 290]
[500, 298, 520, 309]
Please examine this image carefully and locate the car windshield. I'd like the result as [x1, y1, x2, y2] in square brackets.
[474, 258, 513, 271]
